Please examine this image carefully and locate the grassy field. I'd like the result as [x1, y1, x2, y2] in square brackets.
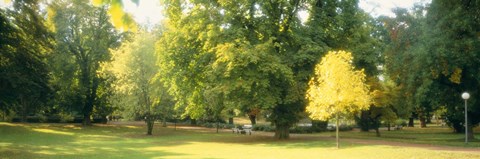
[1, 122, 479, 159]
[317, 125, 480, 147]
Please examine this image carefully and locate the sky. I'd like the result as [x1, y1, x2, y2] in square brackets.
[123, 0, 164, 26]
[124, 0, 431, 25]
[1, 0, 431, 25]
[359, 0, 431, 17]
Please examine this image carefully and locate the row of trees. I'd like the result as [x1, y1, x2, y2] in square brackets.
[1, 0, 129, 125]
[1, 0, 478, 139]
[380, 0, 480, 140]
[156, 0, 381, 139]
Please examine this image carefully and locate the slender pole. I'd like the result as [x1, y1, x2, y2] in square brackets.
[336, 113, 339, 149]
[465, 99, 468, 144]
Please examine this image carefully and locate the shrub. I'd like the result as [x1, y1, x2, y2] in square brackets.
[252, 124, 275, 132]
[0, 110, 16, 122]
[222, 124, 235, 129]
[200, 122, 235, 129]
[395, 119, 407, 127]
[36, 113, 48, 123]
[201, 122, 215, 128]
[59, 112, 75, 123]
[339, 124, 354, 131]
[289, 126, 313, 134]
[312, 120, 328, 130]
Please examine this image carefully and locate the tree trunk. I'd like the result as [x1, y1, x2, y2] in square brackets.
[426, 112, 432, 124]
[274, 125, 290, 139]
[82, 76, 98, 126]
[162, 116, 167, 127]
[228, 117, 234, 125]
[174, 118, 177, 131]
[190, 118, 197, 125]
[80, 64, 93, 126]
[419, 116, 427, 128]
[248, 114, 256, 125]
[387, 122, 391, 131]
[2, 105, 5, 121]
[408, 117, 414, 127]
[467, 125, 475, 141]
[100, 115, 107, 124]
[216, 121, 219, 133]
[21, 104, 27, 122]
[83, 113, 91, 126]
[20, 97, 28, 122]
[83, 101, 93, 125]
[336, 113, 340, 149]
[146, 116, 154, 135]
[375, 127, 381, 137]
[359, 110, 370, 132]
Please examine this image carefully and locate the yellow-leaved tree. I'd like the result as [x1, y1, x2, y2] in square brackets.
[306, 50, 371, 148]
[92, 0, 138, 31]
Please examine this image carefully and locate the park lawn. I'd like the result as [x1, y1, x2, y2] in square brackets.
[0, 122, 479, 159]
[316, 125, 480, 148]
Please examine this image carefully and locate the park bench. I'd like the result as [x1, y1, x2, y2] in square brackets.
[232, 124, 253, 135]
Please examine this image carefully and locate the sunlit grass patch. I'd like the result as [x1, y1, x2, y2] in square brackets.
[0, 122, 22, 127]
[0, 142, 12, 146]
[62, 124, 82, 130]
[32, 128, 74, 136]
[124, 125, 140, 129]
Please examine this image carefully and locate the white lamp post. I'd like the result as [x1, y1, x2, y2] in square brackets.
[462, 92, 470, 144]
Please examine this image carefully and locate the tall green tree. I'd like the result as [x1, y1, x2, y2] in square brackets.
[421, 0, 480, 139]
[50, 0, 122, 125]
[158, 0, 305, 139]
[109, 29, 173, 135]
[364, 77, 399, 136]
[380, 6, 431, 128]
[306, 0, 382, 131]
[0, 0, 53, 121]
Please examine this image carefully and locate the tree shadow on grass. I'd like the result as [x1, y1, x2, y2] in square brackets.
[139, 127, 364, 150]
[0, 123, 188, 159]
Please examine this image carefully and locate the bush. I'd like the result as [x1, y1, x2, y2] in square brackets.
[201, 122, 214, 128]
[36, 113, 48, 123]
[59, 112, 75, 123]
[0, 110, 16, 122]
[222, 123, 235, 129]
[72, 116, 84, 123]
[290, 126, 314, 134]
[395, 119, 408, 127]
[312, 120, 328, 130]
[252, 124, 275, 132]
[339, 124, 354, 131]
[200, 122, 235, 129]
[289, 123, 350, 134]
[93, 116, 107, 124]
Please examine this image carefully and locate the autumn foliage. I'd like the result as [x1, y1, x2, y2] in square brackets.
[306, 50, 371, 120]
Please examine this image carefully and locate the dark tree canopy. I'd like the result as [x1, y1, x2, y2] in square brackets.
[0, 1, 53, 121]
[50, 0, 122, 125]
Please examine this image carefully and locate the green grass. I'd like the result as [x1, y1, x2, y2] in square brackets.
[315, 125, 480, 147]
[1, 122, 479, 159]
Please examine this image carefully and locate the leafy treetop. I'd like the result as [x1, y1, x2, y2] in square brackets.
[306, 50, 371, 120]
